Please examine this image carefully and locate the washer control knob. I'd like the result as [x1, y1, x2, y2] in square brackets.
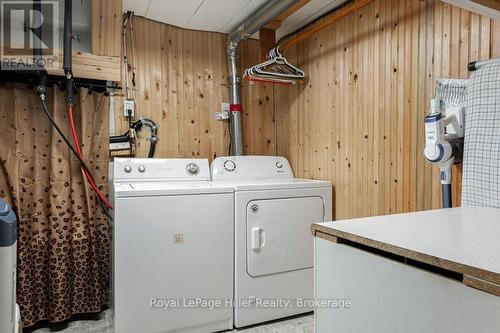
[186, 163, 199, 175]
[124, 165, 132, 173]
[138, 165, 146, 173]
[276, 161, 283, 169]
[224, 160, 236, 172]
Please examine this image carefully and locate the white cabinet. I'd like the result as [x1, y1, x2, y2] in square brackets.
[314, 238, 500, 333]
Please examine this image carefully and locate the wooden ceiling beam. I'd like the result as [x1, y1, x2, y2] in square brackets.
[259, 28, 277, 60]
[468, 0, 500, 11]
[263, 0, 311, 30]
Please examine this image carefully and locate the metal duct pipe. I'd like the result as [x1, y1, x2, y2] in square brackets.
[227, 0, 298, 156]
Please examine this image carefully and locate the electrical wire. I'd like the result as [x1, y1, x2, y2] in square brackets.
[38, 97, 113, 213]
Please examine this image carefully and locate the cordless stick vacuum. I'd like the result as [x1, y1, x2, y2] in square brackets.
[424, 79, 467, 208]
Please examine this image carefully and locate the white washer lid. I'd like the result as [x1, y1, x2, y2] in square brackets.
[215, 178, 331, 191]
[114, 181, 234, 197]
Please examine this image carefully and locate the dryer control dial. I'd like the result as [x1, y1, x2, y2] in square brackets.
[224, 160, 236, 172]
[124, 165, 132, 173]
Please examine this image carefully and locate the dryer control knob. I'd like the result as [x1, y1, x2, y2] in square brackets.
[186, 163, 199, 175]
[224, 160, 236, 172]
[276, 162, 283, 169]
[138, 165, 146, 173]
[124, 165, 132, 173]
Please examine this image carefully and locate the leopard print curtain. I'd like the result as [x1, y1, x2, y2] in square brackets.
[0, 84, 110, 327]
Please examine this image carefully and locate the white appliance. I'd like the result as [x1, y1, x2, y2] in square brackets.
[0, 200, 21, 333]
[111, 158, 234, 333]
[211, 156, 332, 328]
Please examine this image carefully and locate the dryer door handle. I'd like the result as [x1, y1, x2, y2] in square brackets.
[251, 227, 261, 251]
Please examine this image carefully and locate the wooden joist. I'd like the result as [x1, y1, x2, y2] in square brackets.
[264, 0, 311, 30]
[280, 0, 375, 49]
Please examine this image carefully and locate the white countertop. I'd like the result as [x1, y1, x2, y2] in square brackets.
[313, 207, 500, 279]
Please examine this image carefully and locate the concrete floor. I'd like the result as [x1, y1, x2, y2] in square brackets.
[27, 309, 314, 333]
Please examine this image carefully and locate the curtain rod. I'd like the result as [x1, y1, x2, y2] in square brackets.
[0, 72, 119, 94]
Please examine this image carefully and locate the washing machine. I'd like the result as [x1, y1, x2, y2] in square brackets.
[211, 156, 332, 328]
[111, 158, 234, 333]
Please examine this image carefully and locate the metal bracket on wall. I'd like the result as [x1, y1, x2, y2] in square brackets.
[215, 102, 230, 120]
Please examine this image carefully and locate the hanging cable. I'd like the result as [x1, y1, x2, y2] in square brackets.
[30, 0, 112, 216]
[37, 95, 113, 210]
[62, 0, 113, 211]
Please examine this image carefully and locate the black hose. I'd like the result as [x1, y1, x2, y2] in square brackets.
[148, 141, 156, 158]
[38, 96, 111, 217]
[110, 118, 158, 157]
[33, 1, 110, 217]
[32, 0, 49, 84]
[39, 98, 94, 181]
[109, 134, 130, 143]
[63, 0, 72, 71]
[32, 0, 42, 62]
[63, 0, 74, 104]
[132, 118, 158, 158]
[139, 118, 157, 158]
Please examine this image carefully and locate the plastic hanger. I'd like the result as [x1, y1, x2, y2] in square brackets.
[244, 47, 305, 81]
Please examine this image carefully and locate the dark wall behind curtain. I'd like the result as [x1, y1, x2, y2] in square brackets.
[0, 85, 110, 327]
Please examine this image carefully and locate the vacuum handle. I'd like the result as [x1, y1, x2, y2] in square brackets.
[441, 183, 452, 208]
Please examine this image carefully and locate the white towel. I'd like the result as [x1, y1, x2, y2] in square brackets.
[461, 62, 500, 208]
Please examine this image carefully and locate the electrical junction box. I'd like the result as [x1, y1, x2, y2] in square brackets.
[215, 102, 230, 120]
[123, 99, 135, 117]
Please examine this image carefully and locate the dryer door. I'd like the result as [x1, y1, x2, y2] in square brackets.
[246, 196, 324, 277]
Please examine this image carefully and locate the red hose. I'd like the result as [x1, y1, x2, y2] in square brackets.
[68, 105, 113, 209]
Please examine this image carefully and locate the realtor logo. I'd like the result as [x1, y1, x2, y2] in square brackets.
[1, 0, 59, 70]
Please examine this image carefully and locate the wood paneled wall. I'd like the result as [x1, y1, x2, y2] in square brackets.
[275, 0, 500, 219]
[114, 17, 276, 158]
[114, 1, 500, 220]
[92, 0, 122, 57]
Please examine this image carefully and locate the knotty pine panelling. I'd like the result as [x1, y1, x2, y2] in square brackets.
[275, 0, 500, 219]
[114, 17, 276, 158]
[92, 0, 122, 57]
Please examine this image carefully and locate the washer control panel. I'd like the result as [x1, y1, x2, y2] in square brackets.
[114, 158, 210, 181]
[211, 156, 294, 180]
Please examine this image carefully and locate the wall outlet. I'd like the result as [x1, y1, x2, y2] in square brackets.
[124, 99, 135, 117]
